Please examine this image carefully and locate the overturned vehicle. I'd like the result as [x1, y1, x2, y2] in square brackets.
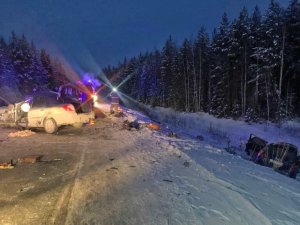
[245, 134, 299, 179]
[0, 91, 95, 134]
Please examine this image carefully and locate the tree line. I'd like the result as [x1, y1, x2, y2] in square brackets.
[103, 0, 300, 122]
[0, 32, 68, 100]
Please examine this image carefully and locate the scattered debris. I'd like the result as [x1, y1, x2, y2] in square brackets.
[122, 120, 140, 130]
[167, 132, 178, 138]
[196, 135, 204, 141]
[106, 166, 119, 172]
[114, 111, 125, 117]
[89, 118, 96, 125]
[19, 185, 34, 192]
[122, 120, 130, 130]
[18, 155, 43, 164]
[39, 158, 63, 163]
[224, 147, 238, 155]
[163, 179, 173, 183]
[0, 155, 61, 168]
[8, 130, 36, 138]
[110, 167, 118, 170]
[0, 160, 15, 169]
[147, 123, 160, 131]
[183, 161, 191, 167]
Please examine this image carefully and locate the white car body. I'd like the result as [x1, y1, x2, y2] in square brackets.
[0, 93, 95, 133]
[27, 103, 94, 133]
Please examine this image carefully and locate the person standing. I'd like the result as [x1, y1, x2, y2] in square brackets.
[110, 91, 119, 113]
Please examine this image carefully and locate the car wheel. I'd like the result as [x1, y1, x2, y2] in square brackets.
[81, 102, 92, 113]
[73, 122, 83, 129]
[44, 118, 58, 134]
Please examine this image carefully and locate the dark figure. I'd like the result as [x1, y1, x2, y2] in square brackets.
[110, 92, 119, 113]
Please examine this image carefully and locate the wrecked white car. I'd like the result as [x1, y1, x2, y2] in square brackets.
[0, 92, 95, 134]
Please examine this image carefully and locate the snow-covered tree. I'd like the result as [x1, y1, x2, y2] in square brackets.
[0, 37, 18, 89]
[102, 0, 300, 120]
[210, 13, 231, 117]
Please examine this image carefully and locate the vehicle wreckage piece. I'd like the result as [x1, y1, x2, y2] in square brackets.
[122, 120, 140, 130]
[18, 155, 43, 164]
[0, 160, 15, 169]
[147, 123, 160, 131]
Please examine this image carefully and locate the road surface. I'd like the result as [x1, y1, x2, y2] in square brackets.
[0, 105, 299, 225]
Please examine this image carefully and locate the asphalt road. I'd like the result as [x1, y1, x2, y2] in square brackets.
[0, 117, 120, 225]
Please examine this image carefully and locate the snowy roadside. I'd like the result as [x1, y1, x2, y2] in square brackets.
[120, 105, 300, 225]
[138, 105, 300, 154]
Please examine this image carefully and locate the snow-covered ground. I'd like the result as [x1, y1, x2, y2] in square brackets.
[121, 105, 300, 225]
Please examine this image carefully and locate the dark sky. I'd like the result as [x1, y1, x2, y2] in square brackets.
[0, 0, 290, 74]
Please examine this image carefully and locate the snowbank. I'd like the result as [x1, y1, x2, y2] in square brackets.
[141, 105, 300, 151]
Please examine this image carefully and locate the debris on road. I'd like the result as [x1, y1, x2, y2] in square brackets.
[162, 179, 173, 183]
[39, 158, 63, 163]
[183, 161, 190, 167]
[8, 130, 36, 138]
[110, 167, 118, 170]
[147, 123, 160, 131]
[89, 118, 96, 125]
[196, 135, 204, 141]
[0, 160, 15, 169]
[122, 120, 140, 130]
[167, 132, 178, 138]
[112, 110, 125, 118]
[18, 155, 43, 164]
[106, 166, 119, 172]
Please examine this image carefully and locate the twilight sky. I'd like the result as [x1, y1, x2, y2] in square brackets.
[0, 0, 290, 75]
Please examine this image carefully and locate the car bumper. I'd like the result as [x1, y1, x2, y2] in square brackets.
[52, 111, 95, 126]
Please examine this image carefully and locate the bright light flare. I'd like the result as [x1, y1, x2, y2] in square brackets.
[21, 103, 30, 112]
[112, 87, 117, 92]
[92, 94, 98, 102]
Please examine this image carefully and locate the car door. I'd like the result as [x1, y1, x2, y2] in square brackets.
[27, 96, 47, 127]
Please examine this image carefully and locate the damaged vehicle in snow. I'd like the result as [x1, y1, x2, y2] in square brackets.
[245, 134, 268, 159]
[256, 143, 299, 178]
[0, 92, 95, 134]
[245, 134, 299, 178]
